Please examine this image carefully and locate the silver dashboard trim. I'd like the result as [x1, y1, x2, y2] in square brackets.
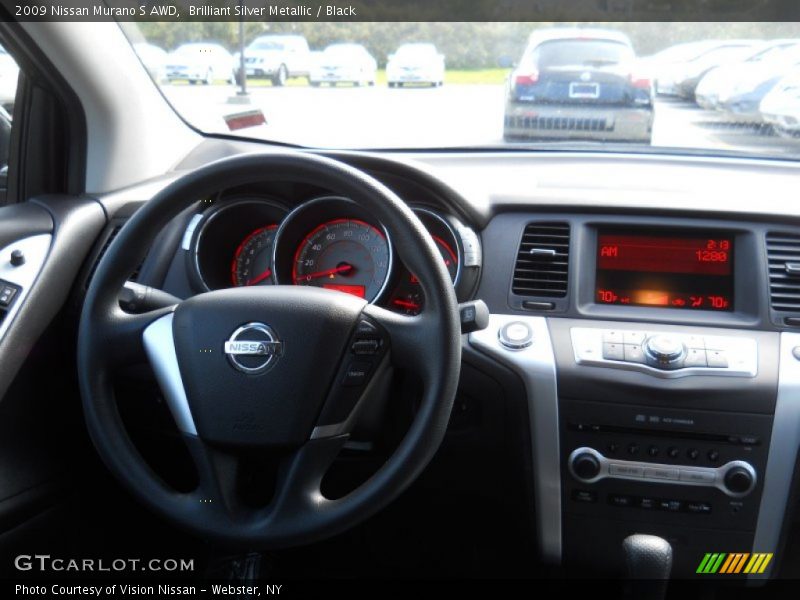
[181, 213, 203, 251]
[142, 312, 198, 436]
[0, 234, 52, 343]
[751, 332, 800, 580]
[469, 314, 561, 562]
[567, 447, 756, 498]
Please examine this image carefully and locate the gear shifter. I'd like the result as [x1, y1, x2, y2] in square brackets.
[622, 534, 672, 600]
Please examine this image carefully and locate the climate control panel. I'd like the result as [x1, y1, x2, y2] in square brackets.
[570, 327, 757, 378]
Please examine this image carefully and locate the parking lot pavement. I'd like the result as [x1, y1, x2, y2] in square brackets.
[162, 83, 800, 155]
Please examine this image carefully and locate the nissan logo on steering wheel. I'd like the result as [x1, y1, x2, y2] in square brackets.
[223, 322, 284, 374]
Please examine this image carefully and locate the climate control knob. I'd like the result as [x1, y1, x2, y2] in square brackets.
[570, 451, 602, 481]
[723, 463, 756, 496]
[644, 334, 686, 367]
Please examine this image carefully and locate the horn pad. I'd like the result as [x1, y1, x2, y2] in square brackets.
[172, 286, 366, 447]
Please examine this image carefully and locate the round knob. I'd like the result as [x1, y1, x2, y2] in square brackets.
[571, 451, 601, 481]
[10, 249, 24, 267]
[644, 334, 685, 366]
[724, 464, 755, 496]
[499, 321, 533, 350]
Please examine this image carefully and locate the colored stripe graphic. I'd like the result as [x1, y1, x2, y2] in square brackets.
[698, 553, 773, 574]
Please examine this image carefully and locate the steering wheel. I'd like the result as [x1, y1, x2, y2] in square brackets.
[77, 152, 461, 546]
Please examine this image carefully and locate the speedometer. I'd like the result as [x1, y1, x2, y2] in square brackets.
[292, 219, 390, 302]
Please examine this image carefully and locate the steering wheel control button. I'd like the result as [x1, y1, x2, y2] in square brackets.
[342, 362, 372, 387]
[644, 334, 686, 368]
[602, 342, 624, 361]
[352, 339, 381, 355]
[499, 321, 533, 350]
[9, 249, 24, 267]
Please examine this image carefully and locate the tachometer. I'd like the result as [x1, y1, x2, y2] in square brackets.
[292, 219, 390, 302]
[231, 225, 278, 286]
[388, 236, 459, 315]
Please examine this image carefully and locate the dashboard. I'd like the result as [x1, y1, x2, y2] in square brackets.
[89, 147, 800, 582]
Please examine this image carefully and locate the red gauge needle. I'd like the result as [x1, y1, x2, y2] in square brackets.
[302, 264, 354, 280]
[392, 299, 421, 310]
[246, 268, 272, 286]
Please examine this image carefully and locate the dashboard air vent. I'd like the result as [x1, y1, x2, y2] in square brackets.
[512, 222, 570, 297]
[767, 232, 800, 312]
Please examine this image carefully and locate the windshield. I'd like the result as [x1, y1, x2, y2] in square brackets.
[530, 40, 633, 68]
[129, 22, 800, 157]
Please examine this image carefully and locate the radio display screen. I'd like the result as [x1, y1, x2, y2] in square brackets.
[595, 231, 733, 311]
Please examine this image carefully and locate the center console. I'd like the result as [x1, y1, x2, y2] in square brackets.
[470, 214, 800, 580]
[551, 319, 777, 578]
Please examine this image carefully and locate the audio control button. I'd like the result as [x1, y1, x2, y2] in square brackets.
[724, 465, 755, 495]
[609, 463, 644, 478]
[658, 499, 683, 512]
[679, 469, 716, 484]
[571, 452, 602, 480]
[571, 489, 597, 504]
[686, 502, 712, 514]
[644, 467, 679, 481]
[609, 494, 634, 507]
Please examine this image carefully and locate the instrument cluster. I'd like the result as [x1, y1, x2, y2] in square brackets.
[186, 194, 479, 315]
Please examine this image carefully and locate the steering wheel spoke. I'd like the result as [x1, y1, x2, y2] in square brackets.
[361, 304, 438, 375]
[269, 437, 348, 523]
[101, 305, 177, 367]
[183, 434, 242, 518]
